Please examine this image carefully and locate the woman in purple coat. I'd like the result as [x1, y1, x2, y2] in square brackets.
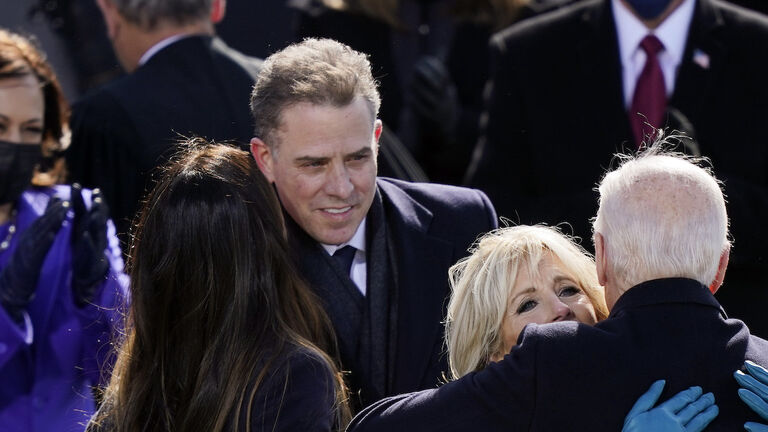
[0, 29, 128, 431]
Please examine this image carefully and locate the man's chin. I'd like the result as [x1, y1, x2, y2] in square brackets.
[310, 225, 357, 246]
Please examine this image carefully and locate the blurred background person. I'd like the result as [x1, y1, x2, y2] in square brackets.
[292, 0, 576, 184]
[0, 28, 128, 432]
[65, 0, 263, 250]
[88, 141, 349, 432]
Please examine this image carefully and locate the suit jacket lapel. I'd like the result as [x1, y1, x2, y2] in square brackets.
[364, 189, 394, 398]
[669, 0, 725, 135]
[378, 180, 453, 392]
[578, 0, 634, 153]
[285, 215, 364, 366]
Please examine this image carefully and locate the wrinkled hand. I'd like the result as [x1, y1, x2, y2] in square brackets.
[0, 197, 68, 323]
[734, 361, 768, 432]
[408, 55, 458, 136]
[71, 183, 110, 307]
[623, 380, 718, 432]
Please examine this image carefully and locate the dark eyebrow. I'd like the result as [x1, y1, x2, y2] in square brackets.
[347, 147, 373, 158]
[294, 155, 329, 165]
[0, 114, 42, 124]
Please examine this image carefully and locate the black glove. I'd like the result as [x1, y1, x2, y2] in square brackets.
[408, 55, 459, 137]
[71, 183, 110, 307]
[0, 197, 68, 323]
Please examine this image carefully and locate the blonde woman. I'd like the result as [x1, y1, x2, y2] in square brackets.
[445, 225, 607, 378]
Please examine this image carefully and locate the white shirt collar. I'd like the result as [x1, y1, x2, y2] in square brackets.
[653, 0, 696, 64]
[138, 34, 190, 66]
[321, 218, 367, 256]
[613, 0, 695, 68]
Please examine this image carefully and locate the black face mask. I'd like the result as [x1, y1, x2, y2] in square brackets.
[0, 141, 42, 205]
[624, 0, 675, 21]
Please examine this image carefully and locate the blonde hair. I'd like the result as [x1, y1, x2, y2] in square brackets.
[445, 225, 607, 379]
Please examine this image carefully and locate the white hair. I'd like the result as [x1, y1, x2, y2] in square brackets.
[593, 143, 730, 290]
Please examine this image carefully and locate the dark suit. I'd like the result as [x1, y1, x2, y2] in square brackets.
[466, 0, 768, 336]
[348, 278, 768, 431]
[66, 35, 262, 242]
[287, 177, 497, 409]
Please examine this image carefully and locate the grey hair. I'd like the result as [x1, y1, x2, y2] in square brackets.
[111, 0, 213, 29]
[592, 139, 730, 290]
[445, 225, 608, 379]
[249, 38, 381, 149]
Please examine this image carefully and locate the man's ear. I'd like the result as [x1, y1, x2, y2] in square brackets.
[251, 137, 275, 183]
[709, 245, 730, 294]
[96, 0, 119, 40]
[594, 233, 607, 287]
[373, 119, 382, 156]
[210, 0, 226, 23]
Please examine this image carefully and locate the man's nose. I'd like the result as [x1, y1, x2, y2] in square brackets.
[325, 164, 354, 198]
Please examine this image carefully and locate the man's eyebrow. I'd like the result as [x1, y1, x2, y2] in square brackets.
[347, 147, 373, 158]
[294, 155, 329, 164]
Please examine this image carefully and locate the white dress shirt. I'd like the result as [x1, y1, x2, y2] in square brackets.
[612, 0, 696, 108]
[321, 218, 368, 295]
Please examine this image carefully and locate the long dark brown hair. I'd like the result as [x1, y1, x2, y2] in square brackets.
[0, 28, 68, 185]
[91, 139, 349, 431]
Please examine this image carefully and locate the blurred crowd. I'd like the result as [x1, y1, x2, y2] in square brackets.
[1, 0, 768, 431]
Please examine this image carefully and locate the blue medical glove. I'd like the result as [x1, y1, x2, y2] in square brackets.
[0, 197, 68, 323]
[734, 361, 768, 432]
[71, 183, 110, 307]
[622, 380, 718, 432]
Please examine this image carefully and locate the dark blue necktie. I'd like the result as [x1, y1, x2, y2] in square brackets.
[332, 245, 357, 275]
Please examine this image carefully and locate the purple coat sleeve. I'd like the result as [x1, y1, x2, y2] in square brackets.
[0, 186, 129, 432]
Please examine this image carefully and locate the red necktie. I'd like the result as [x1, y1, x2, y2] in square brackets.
[630, 35, 666, 147]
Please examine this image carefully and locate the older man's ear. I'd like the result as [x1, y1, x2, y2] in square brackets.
[709, 246, 730, 294]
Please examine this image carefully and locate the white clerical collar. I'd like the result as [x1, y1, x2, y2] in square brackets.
[321, 218, 367, 256]
[613, 0, 696, 68]
[138, 34, 192, 66]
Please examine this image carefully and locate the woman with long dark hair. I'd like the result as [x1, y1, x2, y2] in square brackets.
[90, 140, 349, 431]
[0, 28, 128, 431]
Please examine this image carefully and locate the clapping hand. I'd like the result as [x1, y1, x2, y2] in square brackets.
[0, 197, 68, 323]
[71, 183, 110, 307]
[734, 361, 768, 432]
[622, 380, 718, 432]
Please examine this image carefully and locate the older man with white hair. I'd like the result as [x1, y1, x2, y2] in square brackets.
[347, 140, 768, 431]
[592, 149, 731, 309]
